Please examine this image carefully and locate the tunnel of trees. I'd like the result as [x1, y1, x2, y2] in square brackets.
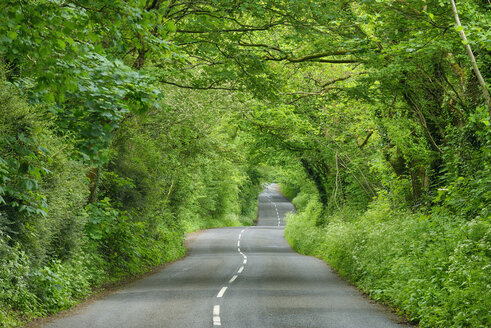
[0, 1, 489, 327]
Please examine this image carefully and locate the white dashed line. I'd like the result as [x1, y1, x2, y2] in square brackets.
[213, 305, 220, 316]
[213, 316, 221, 326]
[217, 287, 228, 298]
[213, 228, 249, 326]
[274, 202, 281, 226]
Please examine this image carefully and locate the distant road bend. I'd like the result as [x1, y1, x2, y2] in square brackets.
[44, 184, 410, 328]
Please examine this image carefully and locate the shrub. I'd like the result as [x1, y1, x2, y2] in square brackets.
[285, 186, 491, 327]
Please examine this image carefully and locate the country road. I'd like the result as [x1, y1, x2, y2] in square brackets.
[43, 184, 410, 328]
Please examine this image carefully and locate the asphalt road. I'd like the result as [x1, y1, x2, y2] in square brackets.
[43, 184, 409, 328]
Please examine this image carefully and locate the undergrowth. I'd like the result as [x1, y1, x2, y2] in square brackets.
[0, 76, 261, 328]
[284, 186, 491, 327]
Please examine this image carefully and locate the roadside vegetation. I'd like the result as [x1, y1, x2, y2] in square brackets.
[1, 0, 489, 327]
[0, 74, 262, 326]
[283, 173, 489, 327]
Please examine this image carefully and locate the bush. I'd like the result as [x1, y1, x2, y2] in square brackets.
[285, 190, 491, 327]
[0, 77, 95, 326]
[0, 74, 262, 327]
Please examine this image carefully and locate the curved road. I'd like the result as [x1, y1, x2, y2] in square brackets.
[44, 184, 409, 328]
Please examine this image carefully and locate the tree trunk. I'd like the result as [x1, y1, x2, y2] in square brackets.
[87, 167, 100, 204]
[450, 0, 491, 119]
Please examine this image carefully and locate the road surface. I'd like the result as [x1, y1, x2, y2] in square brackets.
[43, 184, 409, 328]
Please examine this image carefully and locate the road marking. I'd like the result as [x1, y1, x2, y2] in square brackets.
[211, 226, 248, 325]
[217, 287, 228, 298]
[213, 304, 221, 325]
[213, 305, 220, 316]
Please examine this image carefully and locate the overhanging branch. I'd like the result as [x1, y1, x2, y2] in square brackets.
[160, 80, 238, 91]
[176, 21, 283, 34]
[264, 50, 362, 64]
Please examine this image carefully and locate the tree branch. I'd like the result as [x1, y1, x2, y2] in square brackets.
[358, 130, 374, 148]
[176, 22, 282, 34]
[320, 71, 367, 88]
[160, 80, 238, 91]
[264, 50, 361, 64]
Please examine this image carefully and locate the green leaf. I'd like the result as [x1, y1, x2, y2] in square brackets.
[87, 31, 98, 42]
[57, 39, 66, 50]
[7, 30, 18, 40]
[39, 46, 51, 57]
[164, 21, 176, 33]
[23, 179, 38, 191]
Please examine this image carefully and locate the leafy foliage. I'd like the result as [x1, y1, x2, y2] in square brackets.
[1, 0, 490, 327]
[0, 74, 261, 326]
[285, 187, 490, 327]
